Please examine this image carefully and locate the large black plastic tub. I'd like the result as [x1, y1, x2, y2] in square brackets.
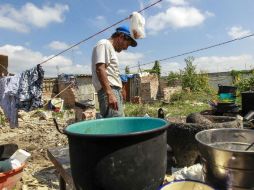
[63, 117, 169, 190]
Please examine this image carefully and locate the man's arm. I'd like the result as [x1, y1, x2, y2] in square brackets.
[96, 63, 118, 110]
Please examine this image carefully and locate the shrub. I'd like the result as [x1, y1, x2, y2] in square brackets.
[180, 57, 210, 92]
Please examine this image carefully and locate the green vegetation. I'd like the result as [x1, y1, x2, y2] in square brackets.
[166, 57, 212, 93]
[125, 66, 130, 74]
[144, 60, 161, 77]
[0, 113, 6, 126]
[180, 57, 211, 93]
[151, 60, 161, 77]
[125, 91, 214, 117]
[167, 71, 181, 86]
[125, 56, 217, 117]
[229, 69, 254, 94]
[235, 77, 254, 92]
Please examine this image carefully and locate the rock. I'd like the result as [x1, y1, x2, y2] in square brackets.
[31, 110, 51, 120]
[26, 144, 37, 151]
[37, 186, 49, 190]
[18, 110, 30, 121]
[131, 96, 142, 104]
[22, 185, 29, 190]
[186, 113, 213, 125]
[82, 108, 96, 120]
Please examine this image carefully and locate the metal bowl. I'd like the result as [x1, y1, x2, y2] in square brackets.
[195, 128, 254, 189]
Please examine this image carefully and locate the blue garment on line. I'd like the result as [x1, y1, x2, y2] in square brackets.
[16, 65, 44, 111]
[0, 65, 44, 128]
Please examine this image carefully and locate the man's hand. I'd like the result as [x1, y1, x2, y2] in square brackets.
[107, 92, 118, 111]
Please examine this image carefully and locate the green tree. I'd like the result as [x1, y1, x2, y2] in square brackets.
[125, 66, 130, 74]
[150, 60, 161, 77]
[235, 75, 254, 92]
[180, 56, 210, 92]
[167, 71, 181, 86]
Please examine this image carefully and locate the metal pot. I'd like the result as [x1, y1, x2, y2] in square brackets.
[195, 128, 254, 190]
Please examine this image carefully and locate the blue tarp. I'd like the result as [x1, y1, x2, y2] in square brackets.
[120, 74, 135, 82]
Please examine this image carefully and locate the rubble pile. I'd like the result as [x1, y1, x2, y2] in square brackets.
[0, 109, 74, 189]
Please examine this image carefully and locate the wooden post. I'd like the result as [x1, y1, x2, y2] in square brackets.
[0, 55, 8, 76]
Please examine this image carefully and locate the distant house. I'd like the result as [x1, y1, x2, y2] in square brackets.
[121, 73, 160, 103]
[43, 74, 98, 109]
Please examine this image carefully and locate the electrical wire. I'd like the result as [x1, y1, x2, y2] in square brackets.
[128, 33, 254, 69]
[39, 0, 163, 66]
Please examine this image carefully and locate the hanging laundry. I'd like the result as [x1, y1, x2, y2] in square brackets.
[0, 65, 44, 128]
[0, 76, 20, 128]
[16, 64, 44, 111]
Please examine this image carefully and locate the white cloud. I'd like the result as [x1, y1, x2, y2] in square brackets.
[0, 44, 89, 77]
[0, 3, 69, 33]
[48, 41, 70, 51]
[147, 6, 206, 34]
[0, 6, 29, 32]
[205, 11, 215, 18]
[117, 51, 144, 72]
[148, 0, 165, 9]
[161, 61, 182, 74]
[195, 55, 254, 73]
[228, 26, 252, 39]
[151, 54, 254, 76]
[0, 44, 44, 73]
[166, 0, 188, 6]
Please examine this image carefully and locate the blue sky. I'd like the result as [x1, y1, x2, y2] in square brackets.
[0, 0, 254, 77]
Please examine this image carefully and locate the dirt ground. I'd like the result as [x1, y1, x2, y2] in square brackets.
[0, 110, 75, 190]
[0, 109, 186, 190]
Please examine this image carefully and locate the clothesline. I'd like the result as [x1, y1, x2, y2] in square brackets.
[1, 0, 162, 76]
[0, 1, 161, 76]
[0, 65, 75, 128]
[0, 1, 163, 128]
[38, 0, 162, 65]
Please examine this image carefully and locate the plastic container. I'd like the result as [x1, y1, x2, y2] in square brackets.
[241, 91, 254, 116]
[9, 149, 31, 169]
[0, 144, 18, 160]
[0, 163, 25, 190]
[218, 85, 237, 94]
[218, 93, 236, 103]
[159, 180, 215, 190]
[61, 117, 169, 190]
